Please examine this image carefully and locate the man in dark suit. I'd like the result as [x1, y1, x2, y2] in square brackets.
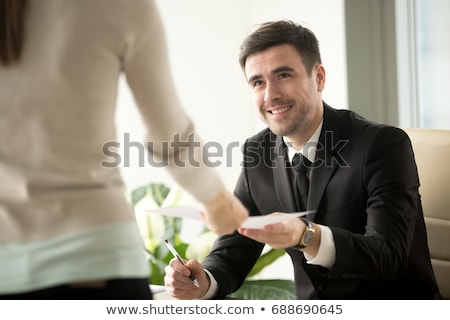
[164, 20, 441, 299]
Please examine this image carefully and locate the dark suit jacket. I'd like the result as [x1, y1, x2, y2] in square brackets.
[202, 103, 440, 299]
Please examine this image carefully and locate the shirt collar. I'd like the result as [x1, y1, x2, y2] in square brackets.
[283, 120, 323, 164]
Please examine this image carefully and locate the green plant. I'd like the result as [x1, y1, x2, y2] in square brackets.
[131, 182, 186, 285]
[130, 182, 295, 299]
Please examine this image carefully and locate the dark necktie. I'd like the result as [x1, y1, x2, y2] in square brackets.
[292, 153, 311, 211]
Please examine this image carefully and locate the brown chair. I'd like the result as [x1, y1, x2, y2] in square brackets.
[403, 128, 450, 299]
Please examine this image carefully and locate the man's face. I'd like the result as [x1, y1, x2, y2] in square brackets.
[244, 44, 325, 141]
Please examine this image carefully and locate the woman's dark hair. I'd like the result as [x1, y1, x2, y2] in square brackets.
[0, 0, 28, 66]
[239, 20, 322, 75]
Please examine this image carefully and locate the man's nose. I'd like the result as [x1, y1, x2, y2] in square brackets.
[264, 81, 282, 102]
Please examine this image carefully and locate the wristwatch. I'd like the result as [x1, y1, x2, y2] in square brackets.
[292, 218, 315, 250]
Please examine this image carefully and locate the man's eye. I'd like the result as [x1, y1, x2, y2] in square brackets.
[278, 73, 291, 79]
[253, 80, 263, 87]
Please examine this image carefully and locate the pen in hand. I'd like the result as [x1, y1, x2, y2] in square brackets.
[164, 239, 200, 288]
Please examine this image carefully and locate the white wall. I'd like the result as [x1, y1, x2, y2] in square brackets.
[115, 0, 346, 279]
[117, 0, 347, 195]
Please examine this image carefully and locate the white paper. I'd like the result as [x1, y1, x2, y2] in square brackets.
[240, 211, 314, 229]
[146, 206, 314, 229]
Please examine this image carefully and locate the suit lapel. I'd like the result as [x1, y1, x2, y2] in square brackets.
[273, 135, 298, 213]
[308, 105, 346, 219]
[271, 104, 348, 217]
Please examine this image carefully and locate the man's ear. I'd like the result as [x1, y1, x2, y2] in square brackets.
[315, 64, 326, 91]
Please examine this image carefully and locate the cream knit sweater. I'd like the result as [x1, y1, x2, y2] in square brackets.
[0, 0, 222, 293]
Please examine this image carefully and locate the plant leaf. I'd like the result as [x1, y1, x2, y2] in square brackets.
[130, 185, 148, 208]
[150, 183, 170, 207]
[229, 279, 296, 300]
[148, 255, 168, 285]
[247, 248, 286, 278]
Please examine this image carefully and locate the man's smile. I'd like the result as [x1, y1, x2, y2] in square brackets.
[269, 105, 292, 115]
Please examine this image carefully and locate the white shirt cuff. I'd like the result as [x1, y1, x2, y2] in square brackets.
[304, 225, 336, 269]
[200, 269, 219, 299]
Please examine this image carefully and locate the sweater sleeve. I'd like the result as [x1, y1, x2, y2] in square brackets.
[119, 0, 223, 203]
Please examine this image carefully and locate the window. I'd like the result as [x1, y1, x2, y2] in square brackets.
[397, 0, 450, 129]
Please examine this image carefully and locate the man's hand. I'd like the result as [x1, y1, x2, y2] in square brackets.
[238, 212, 304, 248]
[164, 258, 210, 300]
[238, 212, 321, 257]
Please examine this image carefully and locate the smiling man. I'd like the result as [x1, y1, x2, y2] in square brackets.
[245, 43, 324, 151]
[164, 20, 441, 300]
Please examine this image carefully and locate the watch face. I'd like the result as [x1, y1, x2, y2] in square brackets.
[302, 230, 314, 246]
